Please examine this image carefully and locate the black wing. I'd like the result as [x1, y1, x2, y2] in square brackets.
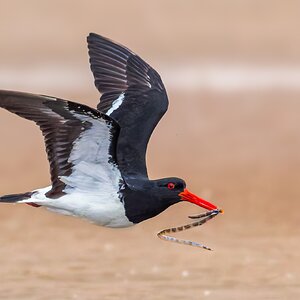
[87, 33, 168, 181]
[0, 90, 119, 198]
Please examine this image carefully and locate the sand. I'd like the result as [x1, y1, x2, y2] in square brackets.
[0, 1, 300, 299]
[0, 90, 299, 300]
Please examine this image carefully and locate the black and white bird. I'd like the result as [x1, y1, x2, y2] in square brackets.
[0, 33, 218, 227]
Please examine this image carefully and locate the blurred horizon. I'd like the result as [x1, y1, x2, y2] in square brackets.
[0, 1, 299, 299]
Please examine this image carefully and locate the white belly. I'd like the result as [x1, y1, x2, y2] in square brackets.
[22, 186, 134, 228]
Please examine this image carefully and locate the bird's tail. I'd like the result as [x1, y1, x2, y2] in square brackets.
[0, 192, 34, 203]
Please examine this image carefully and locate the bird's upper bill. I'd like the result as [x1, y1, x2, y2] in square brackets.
[179, 189, 217, 210]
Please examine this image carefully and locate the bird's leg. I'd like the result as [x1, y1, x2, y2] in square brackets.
[157, 209, 222, 250]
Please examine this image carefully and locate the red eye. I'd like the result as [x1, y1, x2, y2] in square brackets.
[167, 182, 175, 190]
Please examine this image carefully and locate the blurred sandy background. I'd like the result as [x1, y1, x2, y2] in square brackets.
[0, 1, 299, 299]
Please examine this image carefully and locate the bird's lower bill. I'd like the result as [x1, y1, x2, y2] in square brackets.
[179, 189, 217, 210]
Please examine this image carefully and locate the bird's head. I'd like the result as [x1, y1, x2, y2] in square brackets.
[152, 177, 218, 210]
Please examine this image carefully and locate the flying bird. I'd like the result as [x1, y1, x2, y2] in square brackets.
[0, 33, 218, 227]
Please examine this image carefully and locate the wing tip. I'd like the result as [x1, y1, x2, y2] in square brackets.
[87, 32, 99, 41]
[0, 90, 35, 106]
[87, 33, 115, 46]
[0, 90, 57, 106]
[87, 33, 134, 57]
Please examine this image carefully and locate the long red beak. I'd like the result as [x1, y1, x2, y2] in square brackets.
[179, 189, 217, 210]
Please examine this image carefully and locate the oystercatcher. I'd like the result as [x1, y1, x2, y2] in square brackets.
[0, 33, 218, 227]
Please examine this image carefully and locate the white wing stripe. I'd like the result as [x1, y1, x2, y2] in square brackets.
[59, 114, 122, 193]
[106, 93, 124, 116]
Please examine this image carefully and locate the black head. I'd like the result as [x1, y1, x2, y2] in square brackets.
[122, 177, 218, 224]
[152, 177, 217, 210]
[151, 177, 186, 203]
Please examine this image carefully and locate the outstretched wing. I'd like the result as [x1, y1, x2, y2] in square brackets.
[87, 33, 169, 180]
[0, 90, 120, 198]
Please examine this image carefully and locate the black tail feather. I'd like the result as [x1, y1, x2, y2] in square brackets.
[0, 192, 33, 203]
